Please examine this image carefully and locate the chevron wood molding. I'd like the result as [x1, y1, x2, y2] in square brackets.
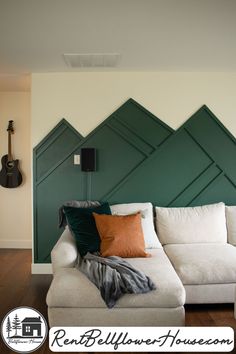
[33, 99, 236, 263]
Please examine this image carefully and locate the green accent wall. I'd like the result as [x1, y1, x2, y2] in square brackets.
[33, 99, 236, 263]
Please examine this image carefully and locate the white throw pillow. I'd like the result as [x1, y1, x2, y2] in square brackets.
[155, 202, 227, 245]
[110, 202, 162, 248]
[226, 206, 236, 246]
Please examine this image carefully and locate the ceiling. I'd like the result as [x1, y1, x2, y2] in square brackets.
[0, 0, 236, 90]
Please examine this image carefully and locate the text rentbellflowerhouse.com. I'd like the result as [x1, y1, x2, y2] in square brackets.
[49, 326, 234, 352]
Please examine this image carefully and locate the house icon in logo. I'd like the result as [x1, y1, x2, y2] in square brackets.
[21, 316, 42, 337]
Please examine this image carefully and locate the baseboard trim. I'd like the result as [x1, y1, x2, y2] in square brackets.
[0, 239, 32, 249]
[31, 263, 52, 274]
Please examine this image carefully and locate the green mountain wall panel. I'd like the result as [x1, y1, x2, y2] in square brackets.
[33, 99, 236, 263]
[107, 129, 212, 205]
[185, 107, 236, 182]
[114, 100, 173, 148]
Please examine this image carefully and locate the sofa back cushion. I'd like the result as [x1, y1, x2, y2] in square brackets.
[110, 202, 162, 249]
[155, 202, 227, 245]
[226, 206, 236, 246]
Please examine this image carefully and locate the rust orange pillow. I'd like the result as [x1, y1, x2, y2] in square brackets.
[93, 212, 148, 258]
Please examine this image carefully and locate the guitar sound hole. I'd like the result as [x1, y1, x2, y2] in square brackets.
[6, 161, 15, 169]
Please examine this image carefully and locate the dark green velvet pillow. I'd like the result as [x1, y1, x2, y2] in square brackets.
[63, 202, 111, 257]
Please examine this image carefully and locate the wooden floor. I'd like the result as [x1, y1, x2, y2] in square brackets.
[0, 249, 235, 354]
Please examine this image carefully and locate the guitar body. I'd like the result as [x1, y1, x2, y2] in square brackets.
[0, 154, 22, 188]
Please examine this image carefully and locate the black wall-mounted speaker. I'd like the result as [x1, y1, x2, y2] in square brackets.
[81, 148, 96, 172]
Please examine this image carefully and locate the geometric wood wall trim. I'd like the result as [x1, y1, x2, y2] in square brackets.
[33, 99, 236, 263]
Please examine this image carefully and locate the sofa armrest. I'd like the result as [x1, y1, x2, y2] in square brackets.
[51, 227, 78, 274]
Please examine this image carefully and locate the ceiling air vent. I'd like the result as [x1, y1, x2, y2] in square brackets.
[63, 53, 121, 68]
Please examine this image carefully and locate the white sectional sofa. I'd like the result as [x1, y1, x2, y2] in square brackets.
[47, 229, 185, 327]
[156, 202, 236, 304]
[46, 202, 236, 327]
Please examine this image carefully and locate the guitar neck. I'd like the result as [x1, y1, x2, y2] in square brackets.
[8, 131, 13, 161]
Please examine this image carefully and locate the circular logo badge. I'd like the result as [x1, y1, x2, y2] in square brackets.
[1, 307, 48, 353]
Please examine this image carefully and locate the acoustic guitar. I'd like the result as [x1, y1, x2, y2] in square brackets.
[0, 120, 22, 188]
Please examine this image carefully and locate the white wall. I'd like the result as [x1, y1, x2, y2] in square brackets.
[0, 92, 31, 248]
[32, 72, 236, 147]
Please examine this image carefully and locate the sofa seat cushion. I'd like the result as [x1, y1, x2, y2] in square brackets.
[46, 249, 185, 309]
[164, 243, 236, 285]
